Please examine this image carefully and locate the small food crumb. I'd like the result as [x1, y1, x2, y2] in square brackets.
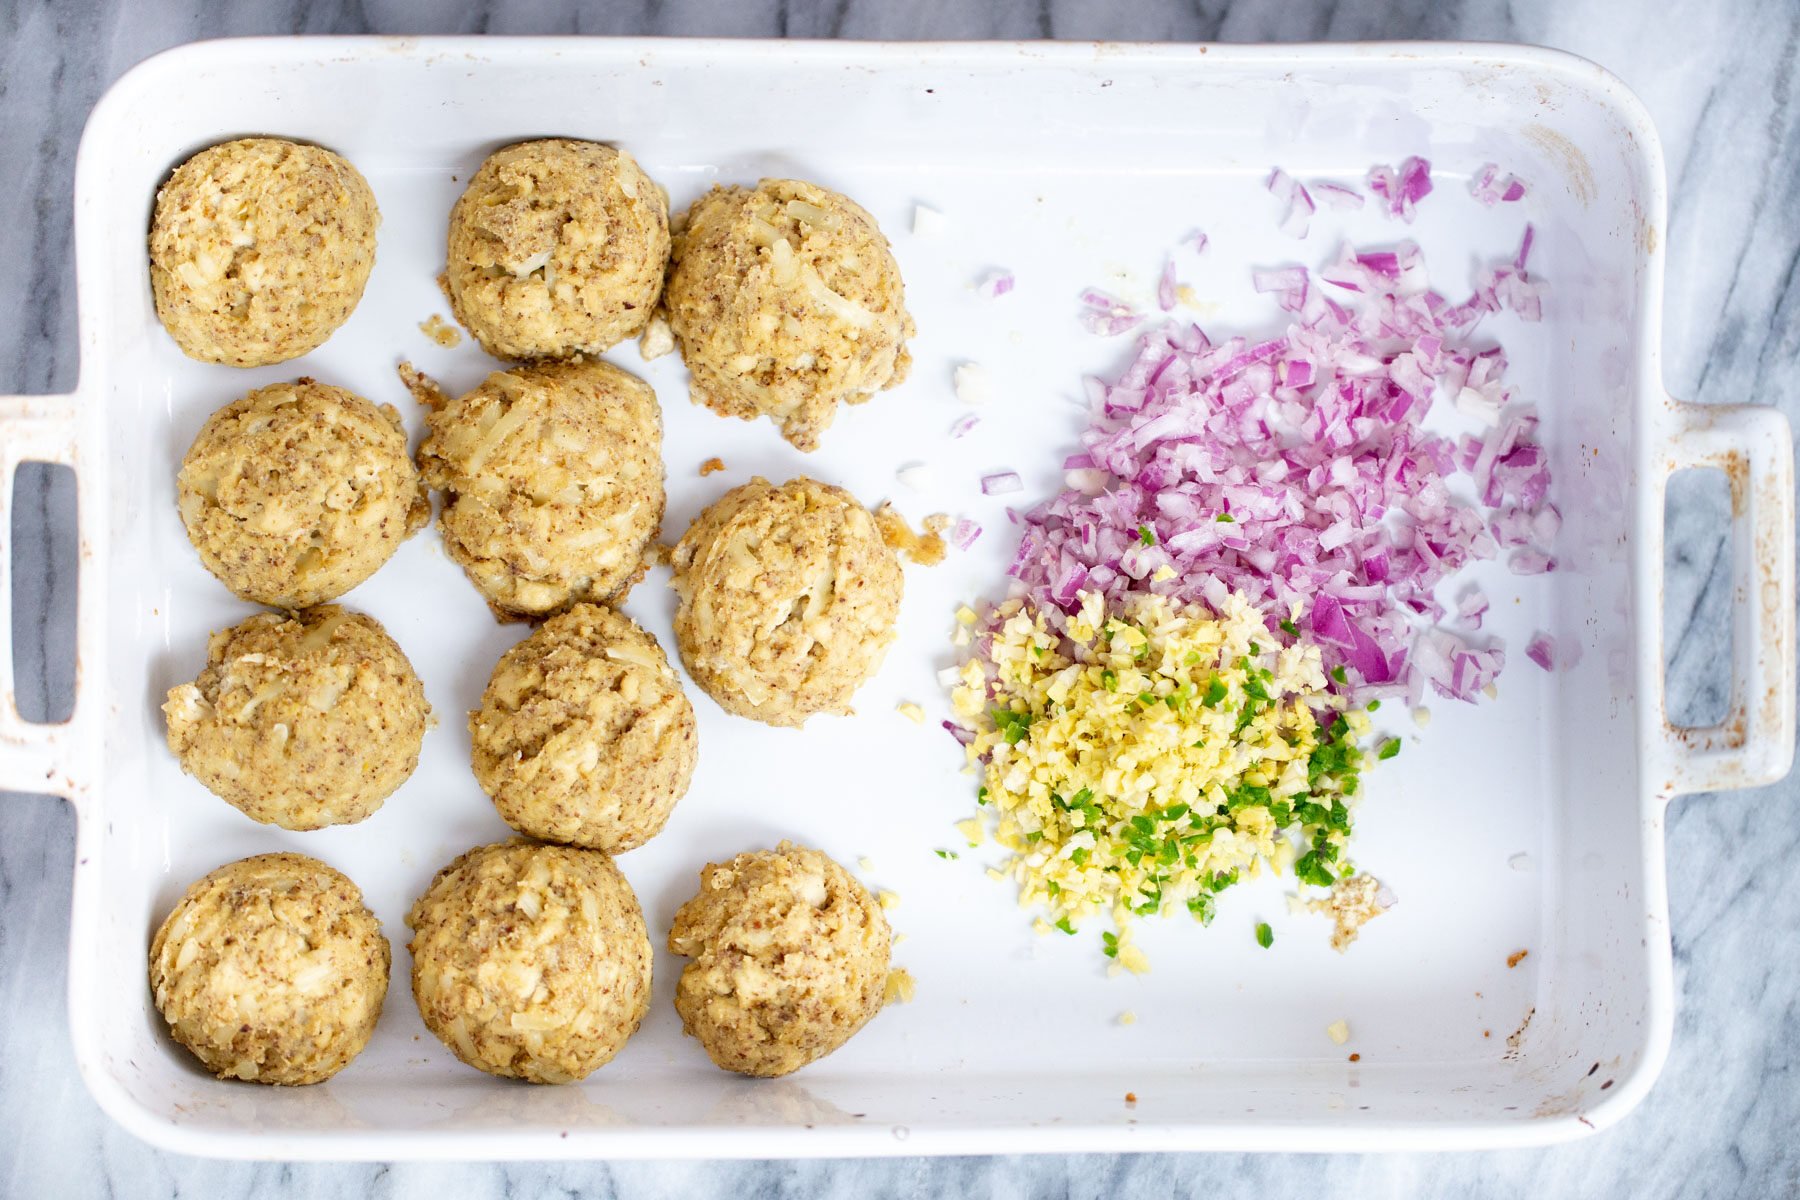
[896, 462, 936, 491]
[638, 313, 675, 360]
[895, 701, 926, 724]
[877, 890, 900, 911]
[418, 314, 463, 347]
[1175, 284, 1201, 307]
[395, 360, 448, 410]
[1507, 948, 1530, 968]
[698, 456, 726, 477]
[1326, 1019, 1350, 1045]
[912, 205, 946, 236]
[1412, 706, 1433, 727]
[1308, 873, 1389, 952]
[1124, 1091, 1138, 1105]
[874, 502, 947, 566]
[1483, 1030, 1492, 1038]
[1348, 1052, 1361, 1062]
[883, 968, 916, 1004]
[1508, 852, 1532, 871]
[953, 362, 996, 405]
[1118, 1011, 1137, 1027]
[858, 857, 875, 872]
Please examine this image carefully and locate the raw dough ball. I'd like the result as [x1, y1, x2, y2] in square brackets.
[472, 604, 696, 853]
[148, 853, 389, 1085]
[418, 359, 663, 619]
[150, 138, 379, 367]
[446, 139, 669, 361]
[664, 178, 914, 451]
[177, 378, 429, 609]
[668, 842, 890, 1077]
[163, 606, 429, 830]
[670, 476, 901, 727]
[407, 841, 652, 1083]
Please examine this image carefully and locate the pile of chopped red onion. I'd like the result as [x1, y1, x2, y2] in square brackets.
[1006, 173, 1556, 706]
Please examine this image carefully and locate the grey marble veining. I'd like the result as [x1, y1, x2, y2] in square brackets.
[3, 1, 1798, 1197]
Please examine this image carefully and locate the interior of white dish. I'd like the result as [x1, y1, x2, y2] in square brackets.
[63, 40, 1664, 1155]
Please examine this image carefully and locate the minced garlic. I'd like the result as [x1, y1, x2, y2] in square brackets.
[949, 588, 1372, 965]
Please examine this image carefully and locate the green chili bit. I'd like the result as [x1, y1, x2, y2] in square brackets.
[1055, 917, 1077, 936]
[1139, 525, 1156, 546]
[1279, 618, 1299, 636]
[1378, 737, 1402, 760]
[1255, 922, 1274, 948]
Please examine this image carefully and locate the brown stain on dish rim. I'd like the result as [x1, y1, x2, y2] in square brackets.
[1524, 124, 1596, 206]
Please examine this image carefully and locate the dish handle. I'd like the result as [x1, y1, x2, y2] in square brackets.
[1657, 399, 1796, 794]
[0, 392, 83, 797]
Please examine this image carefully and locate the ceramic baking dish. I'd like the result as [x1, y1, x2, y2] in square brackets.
[0, 37, 1791, 1159]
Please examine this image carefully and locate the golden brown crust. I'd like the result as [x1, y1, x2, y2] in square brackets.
[668, 842, 890, 1077]
[177, 378, 429, 608]
[664, 179, 914, 452]
[148, 853, 389, 1086]
[150, 138, 378, 367]
[163, 606, 429, 830]
[471, 605, 696, 853]
[418, 358, 664, 619]
[446, 139, 670, 361]
[406, 841, 652, 1083]
[670, 476, 902, 727]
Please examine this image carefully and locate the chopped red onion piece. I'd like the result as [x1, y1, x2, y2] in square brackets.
[1471, 163, 1530, 206]
[1526, 631, 1558, 671]
[978, 270, 1015, 299]
[950, 518, 983, 550]
[1158, 260, 1179, 312]
[1267, 167, 1316, 239]
[1368, 156, 1434, 222]
[1508, 549, 1557, 575]
[1252, 266, 1310, 313]
[1078, 289, 1142, 337]
[1456, 586, 1490, 629]
[1187, 229, 1210, 254]
[981, 471, 1024, 496]
[1314, 181, 1365, 210]
[949, 413, 981, 439]
[943, 720, 974, 746]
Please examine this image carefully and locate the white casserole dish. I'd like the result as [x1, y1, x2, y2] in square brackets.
[0, 37, 1791, 1159]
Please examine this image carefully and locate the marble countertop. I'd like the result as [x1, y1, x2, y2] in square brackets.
[4, 2, 1797, 1196]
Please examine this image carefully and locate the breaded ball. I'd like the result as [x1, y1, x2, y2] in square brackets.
[148, 853, 389, 1085]
[177, 378, 429, 608]
[407, 841, 651, 1083]
[664, 178, 914, 452]
[670, 476, 901, 727]
[472, 604, 696, 853]
[418, 358, 663, 619]
[150, 138, 379, 367]
[163, 606, 429, 830]
[669, 842, 890, 1077]
[446, 139, 669, 361]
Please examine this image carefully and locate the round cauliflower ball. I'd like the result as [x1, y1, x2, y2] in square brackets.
[150, 138, 379, 367]
[670, 476, 901, 727]
[664, 179, 914, 452]
[177, 378, 429, 609]
[669, 842, 890, 1077]
[149, 853, 389, 1085]
[407, 841, 652, 1083]
[446, 139, 669, 361]
[472, 604, 696, 853]
[163, 606, 429, 830]
[419, 359, 663, 619]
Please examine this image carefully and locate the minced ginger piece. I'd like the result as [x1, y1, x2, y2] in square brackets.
[874, 502, 946, 566]
[877, 890, 900, 911]
[895, 701, 925, 724]
[884, 968, 916, 1004]
[419, 314, 463, 347]
[1308, 873, 1388, 952]
[1326, 1019, 1350, 1045]
[699, 456, 726, 477]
